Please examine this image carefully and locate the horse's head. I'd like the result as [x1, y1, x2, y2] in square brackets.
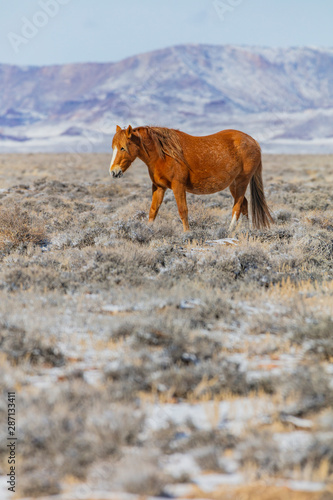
[109, 125, 139, 178]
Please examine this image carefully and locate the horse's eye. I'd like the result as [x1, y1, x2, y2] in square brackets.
[120, 147, 125, 152]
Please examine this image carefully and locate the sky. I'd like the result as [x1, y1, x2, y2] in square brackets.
[1, 0, 333, 66]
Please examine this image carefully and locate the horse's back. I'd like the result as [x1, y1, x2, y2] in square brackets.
[177, 128, 260, 167]
[177, 129, 260, 150]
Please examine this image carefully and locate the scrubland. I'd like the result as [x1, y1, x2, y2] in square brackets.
[0, 153, 332, 499]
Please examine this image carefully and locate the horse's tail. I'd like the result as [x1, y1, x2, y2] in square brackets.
[250, 159, 274, 229]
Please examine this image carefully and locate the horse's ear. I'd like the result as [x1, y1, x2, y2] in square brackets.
[116, 125, 121, 133]
[126, 125, 133, 138]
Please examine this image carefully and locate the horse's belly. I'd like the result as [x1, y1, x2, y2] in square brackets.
[186, 176, 231, 195]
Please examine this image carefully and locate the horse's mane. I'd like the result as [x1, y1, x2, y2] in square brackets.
[135, 126, 187, 165]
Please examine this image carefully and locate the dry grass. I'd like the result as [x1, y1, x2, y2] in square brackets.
[190, 483, 333, 500]
[0, 203, 46, 250]
[0, 153, 332, 499]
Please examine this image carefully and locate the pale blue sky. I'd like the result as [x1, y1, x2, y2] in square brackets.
[1, 0, 332, 66]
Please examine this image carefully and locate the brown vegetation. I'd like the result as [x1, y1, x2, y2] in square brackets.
[0, 204, 45, 250]
[0, 153, 332, 499]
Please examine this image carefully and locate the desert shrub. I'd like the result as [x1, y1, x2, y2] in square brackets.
[156, 359, 253, 399]
[83, 243, 163, 286]
[151, 217, 180, 238]
[213, 253, 242, 280]
[116, 219, 154, 243]
[104, 360, 153, 400]
[237, 246, 270, 272]
[167, 334, 220, 364]
[262, 227, 294, 241]
[301, 232, 333, 262]
[0, 323, 65, 367]
[132, 316, 213, 355]
[185, 202, 222, 239]
[20, 475, 61, 498]
[103, 347, 256, 401]
[188, 200, 218, 229]
[116, 453, 168, 496]
[3, 267, 78, 292]
[167, 254, 199, 279]
[275, 208, 293, 222]
[0, 204, 46, 250]
[155, 364, 211, 399]
[110, 319, 138, 339]
[292, 316, 333, 360]
[72, 226, 108, 248]
[163, 428, 237, 456]
[238, 432, 280, 475]
[134, 326, 178, 347]
[280, 366, 333, 416]
[306, 211, 333, 231]
[305, 435, 333, 475]
[15, 382, 143, 497]
[182, 228, 209, 243]
[239, 430, 333, 478]
[216, 227, 229, 239]
[301, 192, 331, 211]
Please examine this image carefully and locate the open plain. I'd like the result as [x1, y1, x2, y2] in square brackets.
[0, 153, 332, 499]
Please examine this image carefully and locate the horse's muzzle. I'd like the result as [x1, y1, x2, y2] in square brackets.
[111, 167, 123, 178]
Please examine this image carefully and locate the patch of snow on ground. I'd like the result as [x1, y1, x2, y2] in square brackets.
[145, 397, 275, 434]
[0, 477, 11, 500]
[194, 473, 244, 491]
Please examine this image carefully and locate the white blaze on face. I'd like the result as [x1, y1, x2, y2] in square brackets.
[109, 146, 118, 173]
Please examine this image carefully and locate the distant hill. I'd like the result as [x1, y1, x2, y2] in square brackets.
[1, 44, 333, 153]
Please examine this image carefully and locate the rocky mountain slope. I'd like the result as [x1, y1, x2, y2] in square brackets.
[1, 44, 333, 152]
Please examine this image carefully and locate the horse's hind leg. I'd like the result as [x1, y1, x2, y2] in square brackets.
[240, 196, 249, 227]
[229, 178, 250, 231]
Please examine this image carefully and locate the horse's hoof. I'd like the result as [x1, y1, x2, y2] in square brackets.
[182, 231, 194, 243]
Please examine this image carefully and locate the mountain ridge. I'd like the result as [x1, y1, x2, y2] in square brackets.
[1, 44, 333, 153]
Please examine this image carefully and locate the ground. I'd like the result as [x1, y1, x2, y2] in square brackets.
[0, 153, 332, 500]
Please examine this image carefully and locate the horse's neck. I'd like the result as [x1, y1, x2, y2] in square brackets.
[137, 128, 160, 171]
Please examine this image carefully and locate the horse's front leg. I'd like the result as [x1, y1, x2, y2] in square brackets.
[172, 182, 189, 231]
[148, 184, 166, 223]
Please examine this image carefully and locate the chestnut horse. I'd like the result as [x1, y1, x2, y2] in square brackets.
[110, 125, 273, 232]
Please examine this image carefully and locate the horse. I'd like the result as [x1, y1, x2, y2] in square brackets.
[109, 125, 273, 232]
